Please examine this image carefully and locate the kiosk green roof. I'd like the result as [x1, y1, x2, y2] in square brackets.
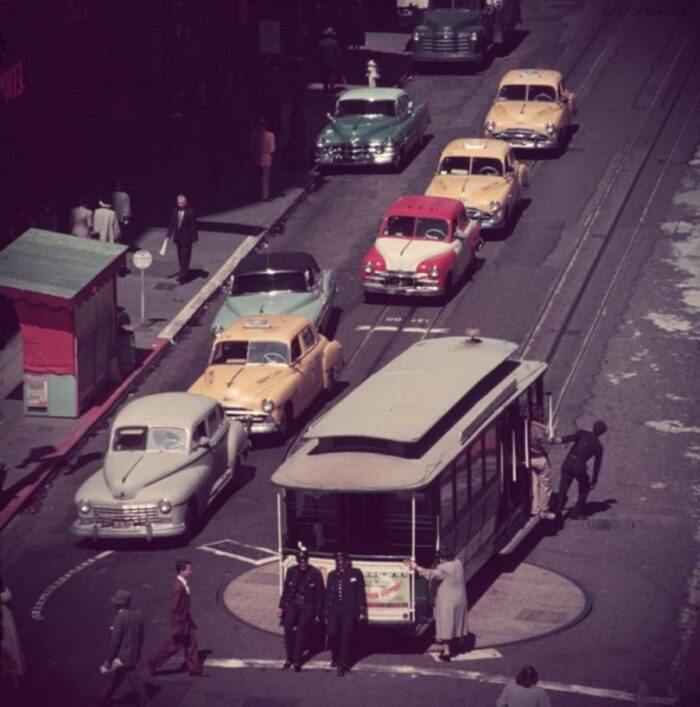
[0, 229, 127, 301]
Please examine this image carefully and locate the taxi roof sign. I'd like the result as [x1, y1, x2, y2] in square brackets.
[243, 317, 272, 329]
[463, 140, 487, 150]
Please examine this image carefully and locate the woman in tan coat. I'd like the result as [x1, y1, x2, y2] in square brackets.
[408, 547, 469, 661]
[1, 583, 27, 688]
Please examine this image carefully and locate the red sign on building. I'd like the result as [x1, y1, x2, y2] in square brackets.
[0, 61, 26, 102]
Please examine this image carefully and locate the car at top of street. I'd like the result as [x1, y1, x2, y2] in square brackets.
[484, 68, 576, 151]
[425, 138, 528, 231]
[71, 393, 249, 541]
[211, 251, 337, 339]
[314, 87, 430, 172]
[361, 195, 482, 301]
[411, 0, 521, 65]
[188, 315, 343, 438]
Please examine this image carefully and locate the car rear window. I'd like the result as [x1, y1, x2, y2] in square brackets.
[233, 271, 308, 295]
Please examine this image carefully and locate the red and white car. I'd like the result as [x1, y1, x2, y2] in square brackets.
[361, 195, 482, 301]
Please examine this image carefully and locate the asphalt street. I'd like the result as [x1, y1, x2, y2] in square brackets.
[2, 1, 700, 705]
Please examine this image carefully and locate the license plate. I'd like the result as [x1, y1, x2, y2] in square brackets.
[113, 520, 133, 529]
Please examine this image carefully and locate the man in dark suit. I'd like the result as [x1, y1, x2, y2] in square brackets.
[97, 589, 149, 706]
[148, 560, 208, 677]
[166, 194, 198, 284]
[277, 550, 324, 672]
[324, 551, 367, 676]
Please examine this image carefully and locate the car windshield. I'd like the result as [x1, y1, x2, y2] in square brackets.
[112, 426, 187, 452]
[211, 340, 290, 365]
[383, 215, 449, 239]
[336, 99, 396, 117]
[431, 0, 480, 9]
[232, 271, 309, 295]
[472, 157, 504, 176]
[498, 83, 557, 101]
[438, 156, 471, 175]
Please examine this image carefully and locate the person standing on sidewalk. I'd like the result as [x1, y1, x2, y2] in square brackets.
[165, 194, 198, 284]
[277, 550, 324, 672]
[407, 547, 469, 662]
[148, 560, 209, 678]
[112, 182, 132, 243]
[68, 197, 93, 238]
[251, 117, 276, 202]
[554, 421, 607, 520]
[93, 196, 121, 243]
[97, 589, 149, 706]
[497, 665, 552, 706]
[1, 582, 27, 692]
[529, 406, 556, 520]
[324, 551, 366, 677]
[318, 28, 341, 93]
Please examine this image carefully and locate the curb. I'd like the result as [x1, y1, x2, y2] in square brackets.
[0, 174, 320, 531]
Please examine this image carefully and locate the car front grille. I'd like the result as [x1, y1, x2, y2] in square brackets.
[223, 406, 268, 423]
[324, 144, 383, 159]
[501, 128, 543, 141]
[92, 504, 164, 526]
[415, 36, 473, 54]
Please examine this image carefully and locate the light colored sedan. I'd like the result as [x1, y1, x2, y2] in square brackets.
[71, 393, 249, 541]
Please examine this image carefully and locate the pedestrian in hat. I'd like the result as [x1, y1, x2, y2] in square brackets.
[277, 550, 325, 672]
[93, 195, 121, 243]
[148, 559, 208, 677]
[97, 589, 149, 706]
[112, 181, 132, 243]
[318, 27, 341, 93]
[165, 194, 198, 284]
[407, 548, 468, 661]
[324, 551, 367, 676]
[554, 420, 607, 520]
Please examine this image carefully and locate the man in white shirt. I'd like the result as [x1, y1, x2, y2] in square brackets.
[93, 196, 121, 244]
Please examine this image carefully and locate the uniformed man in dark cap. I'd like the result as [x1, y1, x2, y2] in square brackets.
[277, 550, 324, 672]
[554, 420, 607, 519]
[324, 551, 367, 676]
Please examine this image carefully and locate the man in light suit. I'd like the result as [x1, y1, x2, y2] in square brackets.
[93, 196, 121, 243]
[148, 560, 208, 677]
[97, 589, 149, 706]
[166, 194, 198, 284]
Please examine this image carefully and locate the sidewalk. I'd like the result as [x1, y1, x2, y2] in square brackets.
[0, 33, 412, 527]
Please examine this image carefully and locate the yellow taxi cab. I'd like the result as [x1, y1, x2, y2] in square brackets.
[484, 69, 575, 152]
[425, 138, 528, 231]
[188, 315, 343, 438]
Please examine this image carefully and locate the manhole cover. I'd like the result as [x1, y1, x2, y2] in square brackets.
[199, 539, 278, 565]
[586, 519, 635, 530]
[154, 282, 177, 290]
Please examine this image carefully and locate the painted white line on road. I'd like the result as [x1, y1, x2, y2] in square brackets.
[31, 550, 114, 621]
[197, 539, 279, 566]
[428, 648, 502, 662]
[354, 325, 450, 334]
[203, 658, 676, 704]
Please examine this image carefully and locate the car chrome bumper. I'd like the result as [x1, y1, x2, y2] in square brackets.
[465, 212, 505, 229]
[488, 131, 558, 149]
[223, 408, 281, 434]
[363, 275, 443, 297]
[412, 50, 485, 63]
[71, 519, 187, 539]
[316, 151, 397, 167]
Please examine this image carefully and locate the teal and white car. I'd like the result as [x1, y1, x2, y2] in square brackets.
[315, 87, 430, 172]
[211, 251, 337, 338]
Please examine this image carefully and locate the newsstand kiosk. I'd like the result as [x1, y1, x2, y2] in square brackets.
[0, 229, 127, 417]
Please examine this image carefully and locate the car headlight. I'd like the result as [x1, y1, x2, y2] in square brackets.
[316, 138, 328, 149]
[413, 32, 424, 41]
[485, 120, 495, 134]
[77, 499, 92, 515]
[470, 32, 479, 42]
[383, 137, 397, 151]
[262, 398, 275, 413]
[546, 123, 556, 135]
[490, 200, 502, 214]
[429, 265, 440, 278]
[158, 499, 172, 514]
[212, 325, 223, 339]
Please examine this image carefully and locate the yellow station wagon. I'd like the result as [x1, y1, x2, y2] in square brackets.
[484, 69, 576, 152]
[425, 138, 528, 231]
[189, 315, 343, 437]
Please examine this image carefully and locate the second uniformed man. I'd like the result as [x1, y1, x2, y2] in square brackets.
[324, 551, 367, 677]
[277, 550, 324, 672]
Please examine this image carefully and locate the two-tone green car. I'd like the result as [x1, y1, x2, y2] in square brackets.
[314, 88, 430, 172]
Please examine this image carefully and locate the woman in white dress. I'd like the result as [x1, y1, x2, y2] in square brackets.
[407, 547, 469, 661]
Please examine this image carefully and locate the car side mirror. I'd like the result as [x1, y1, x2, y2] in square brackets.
[226, 276, 234, 295]
[326, 112, 334, 121]
[197, 436, 210, 449]
[559, 95, 568, 104]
